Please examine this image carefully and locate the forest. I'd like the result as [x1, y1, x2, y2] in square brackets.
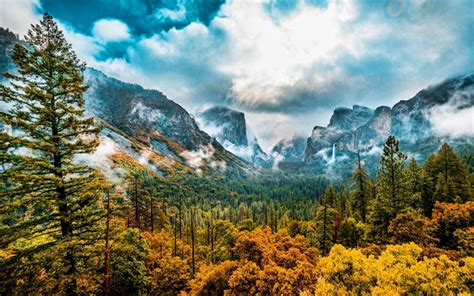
[1, 14, 473, 296]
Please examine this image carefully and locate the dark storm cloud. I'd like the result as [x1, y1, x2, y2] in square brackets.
[41, 0, 225, 36]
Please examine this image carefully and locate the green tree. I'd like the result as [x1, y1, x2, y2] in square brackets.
[352, 151, 370, 223]
[368, 135, 409, 242]
[421, 154, 437, 216]
[430, 144, 470, 202]
[316, 187, 337, 255]
[338, 217, 363, 248]
[406, 158, 423, 208]
[109, 228, 149, 295]
[0, 13, 107, 294]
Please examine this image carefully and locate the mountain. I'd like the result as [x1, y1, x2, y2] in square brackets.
[0, 27, 254, 179]
[195, 106, 269, 166]
[303, 74, 474, 177]
[2, 26, 472, 180]
[85, 68, 216, 152]
[0, 27, 20, 79]
[305, 105, 374, 162]
[84, 69, 253, 176]
[271, 135, 307, 163]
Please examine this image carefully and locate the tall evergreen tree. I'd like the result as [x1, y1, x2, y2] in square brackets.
[315, 186, 337, 255]
[0, 14, 107, 294]
[421, 154, 437, 216]
[428, 143, 470, 202]
[368, 135, 409, 242]
[406, 157, 423, 208]
[352, 151, 369, 223]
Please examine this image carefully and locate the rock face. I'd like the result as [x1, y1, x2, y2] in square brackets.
[197, 106, 248, 147]
[329, 105, 374, 131]
[303, 74, 474, 177]
[0, 27, 20, 79]
[271, 135, 307, 162]
[85, 68, 217, 152]
[196, 106, 268, 166]
[305, 105, 374, 163]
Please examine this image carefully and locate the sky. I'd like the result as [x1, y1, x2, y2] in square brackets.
[1, 0, 473, 151]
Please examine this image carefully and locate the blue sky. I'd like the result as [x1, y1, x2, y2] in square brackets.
[2, 0, 473, 149]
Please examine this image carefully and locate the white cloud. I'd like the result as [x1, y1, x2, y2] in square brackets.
[180, 144, 226, 173]
[427, 92, 474, 138]
[74, 136, 125, 186]
[215, 0, 371, 106]
[430, 107, 473, 138]
[0, 0, 41, 37]
[92, 18, 131, 43]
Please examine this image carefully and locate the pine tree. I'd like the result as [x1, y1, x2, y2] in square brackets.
[352, 151, 369, 222]
[368, 135, 409, 242]
[0, 13, 107, 294]
[430, 144, 470, 202]
[316, 186, 337, 255]
[406, 157, 423, 208]
[322, 185, 337, 208]
[190, 206, 196, 276]
[421, 154, 437, 216]
[338, 217, 362, 248]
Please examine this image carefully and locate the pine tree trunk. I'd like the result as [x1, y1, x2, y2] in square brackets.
[134, 175, 140, 229]
[52, 120, 72, 237]
[322, 202, 328, 256]
[150, 199, 154, 232]
[357, 151, 366, 223]
[210, 213, 214, 264]
[291, 194, 296, 220]
[173, 216, 177, 257]
[190, 207, 196, 276]
[390, 148, 396, 217]
[104, 191, 111, 296]
[179, 205, 183, 259]
[52, 117, 76, 295]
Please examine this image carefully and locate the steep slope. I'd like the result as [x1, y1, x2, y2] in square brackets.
[195, 106, 269, 166]
[0, 27, 253, 178]
[85, 68, 214, 152]
[84, 69, 253, 176]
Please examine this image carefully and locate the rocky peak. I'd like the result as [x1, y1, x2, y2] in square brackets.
[271, 134, 307, 162]
[195, 106, 268, 165]
[197, 106, 248, 147]
[391, 74, 474, 142]
[328, 105, 374, 131]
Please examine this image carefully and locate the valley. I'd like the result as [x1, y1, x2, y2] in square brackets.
[0, 11, 473, 296]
